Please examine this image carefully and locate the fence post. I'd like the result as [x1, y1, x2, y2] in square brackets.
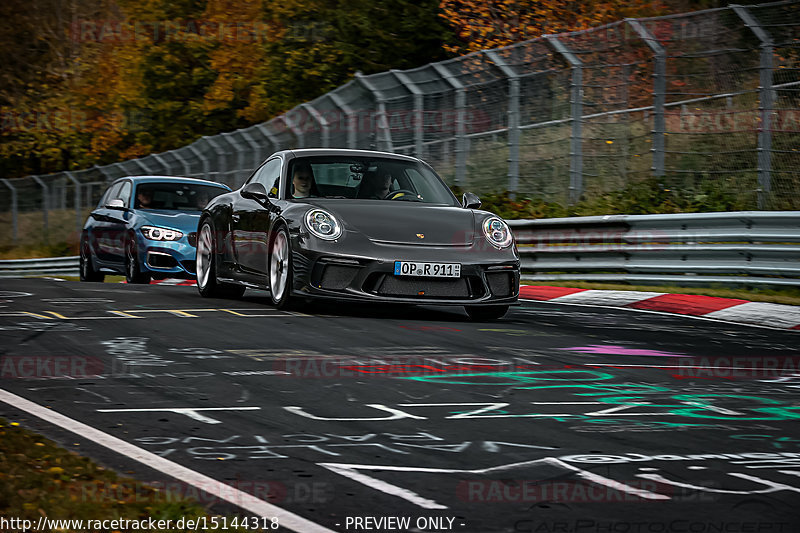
[63, 171, 82, 237]
[221, 132, 247, 187]
[546, 36, 583, 204]
[485, 50, 520, 198]
[732, 5, 774, 209]
[150, 153, 172, 175]
[202, 136, 228, 182]
[301, 103, 330, 148]
[432, 62, 466, 186]
[0, 179, 18, 242]
[277, 114, 305, 149]
[186, 144, 210, 180]
[627, 19, 666, 178]
[170, 149, 193, 176]
[256, 124, 281, 154]
[240, 128, 265, 168]
[30, 175, 49, 244]
[329, 92, 357, 148]
[355, 72, 394, 152]
[130, 158, 154, 175]
[391, 70, 424, 157]
[97, 164, 117, 183]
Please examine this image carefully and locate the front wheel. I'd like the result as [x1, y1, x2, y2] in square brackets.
[465, 304, 509, 322]
[196, 219, 245, 299]
[269, 226, 295, 310]
[79, 237, 104, 282]
[125, 239, 151, 284]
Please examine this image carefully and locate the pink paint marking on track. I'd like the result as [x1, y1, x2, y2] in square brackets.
[558, 345, 690, 357]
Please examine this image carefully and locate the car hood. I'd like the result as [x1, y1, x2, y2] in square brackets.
[306, 200, 475, 246]
[137, 210, 201, 233]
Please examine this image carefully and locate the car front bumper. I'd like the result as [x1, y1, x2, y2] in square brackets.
[137, 234, 197, 279]
[290, 233, 520, 306]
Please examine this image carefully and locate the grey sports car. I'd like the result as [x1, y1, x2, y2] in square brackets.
[196, 149, 519, 320]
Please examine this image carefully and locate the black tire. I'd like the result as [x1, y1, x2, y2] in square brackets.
[79, 237, 105, 282]
[269, 225, 296, 310]
[125, 238, 151, 284]
[196, 218, 245, 299]
[465, 304, 509, 322]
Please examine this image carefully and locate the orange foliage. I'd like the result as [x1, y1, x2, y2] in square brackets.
[439, 0, 665, 53]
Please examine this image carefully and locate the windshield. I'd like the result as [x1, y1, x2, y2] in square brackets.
[134, 182, 227, 211]
[287, 156, 458, 206]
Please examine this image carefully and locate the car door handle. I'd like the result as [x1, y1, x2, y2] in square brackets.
[232, 214, 240, 222]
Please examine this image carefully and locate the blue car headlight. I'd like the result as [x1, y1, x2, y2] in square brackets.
[141, 225, 183, 241]
[482, 217, 513, 249]
[305, 209, 342, 240]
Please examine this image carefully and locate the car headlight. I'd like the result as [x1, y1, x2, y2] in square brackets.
[305, 209, 342, 240]
[482, 217, 513, 248]
[141, 225, 183, 241]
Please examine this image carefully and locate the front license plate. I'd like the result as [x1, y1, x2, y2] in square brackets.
[394, 261, 461, 278]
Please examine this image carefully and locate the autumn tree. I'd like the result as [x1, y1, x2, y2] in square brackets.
[439, 0, 666, 54]
[245, 0, 454, 121]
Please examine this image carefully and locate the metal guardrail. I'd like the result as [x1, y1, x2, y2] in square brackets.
[509, 211, 800, 287]
[0, 256, 80, 278]
[2, 212, 799, 286]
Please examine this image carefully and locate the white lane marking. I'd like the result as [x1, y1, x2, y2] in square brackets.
[97, 406, 261, 424]
[0, 389, 335, 533]
[319, 457, 669, 509]
[323, 463, 446, 509]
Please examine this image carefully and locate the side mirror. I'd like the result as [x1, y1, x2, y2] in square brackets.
[462, 192, 481, 209]
[241, 182, 270, 203]
[106, 199, 125, 209]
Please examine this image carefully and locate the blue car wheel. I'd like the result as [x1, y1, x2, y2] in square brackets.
[80, 237, 104, 283]
[125, 237, 151, 285]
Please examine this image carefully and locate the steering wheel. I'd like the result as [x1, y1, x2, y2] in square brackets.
[384, 189, 419, 201]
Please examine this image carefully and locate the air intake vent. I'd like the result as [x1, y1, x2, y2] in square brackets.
[147, 252, 177, 269]
[486, 272, 512, 297]
[320, 265, 358, 290]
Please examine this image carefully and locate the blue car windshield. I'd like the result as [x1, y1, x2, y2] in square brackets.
[135, 183, 226, 211]
[288, 156, 459, 206]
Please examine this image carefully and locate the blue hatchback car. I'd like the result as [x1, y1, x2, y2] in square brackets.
[80, 176, 231, 283]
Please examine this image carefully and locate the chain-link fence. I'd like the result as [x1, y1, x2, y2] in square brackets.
[2, 1, 799, 248]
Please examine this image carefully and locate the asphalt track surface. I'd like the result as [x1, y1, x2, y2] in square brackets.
[2, 278, 800, 533]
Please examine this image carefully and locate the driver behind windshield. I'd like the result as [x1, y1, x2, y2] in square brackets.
[291, 161, 320, 198]
[358, 171, 393, 200]
[135, 188, 153, 208]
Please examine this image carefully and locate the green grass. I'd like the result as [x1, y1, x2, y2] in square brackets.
[0, 418, 266, 531]
[521, 280, 800, 306]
